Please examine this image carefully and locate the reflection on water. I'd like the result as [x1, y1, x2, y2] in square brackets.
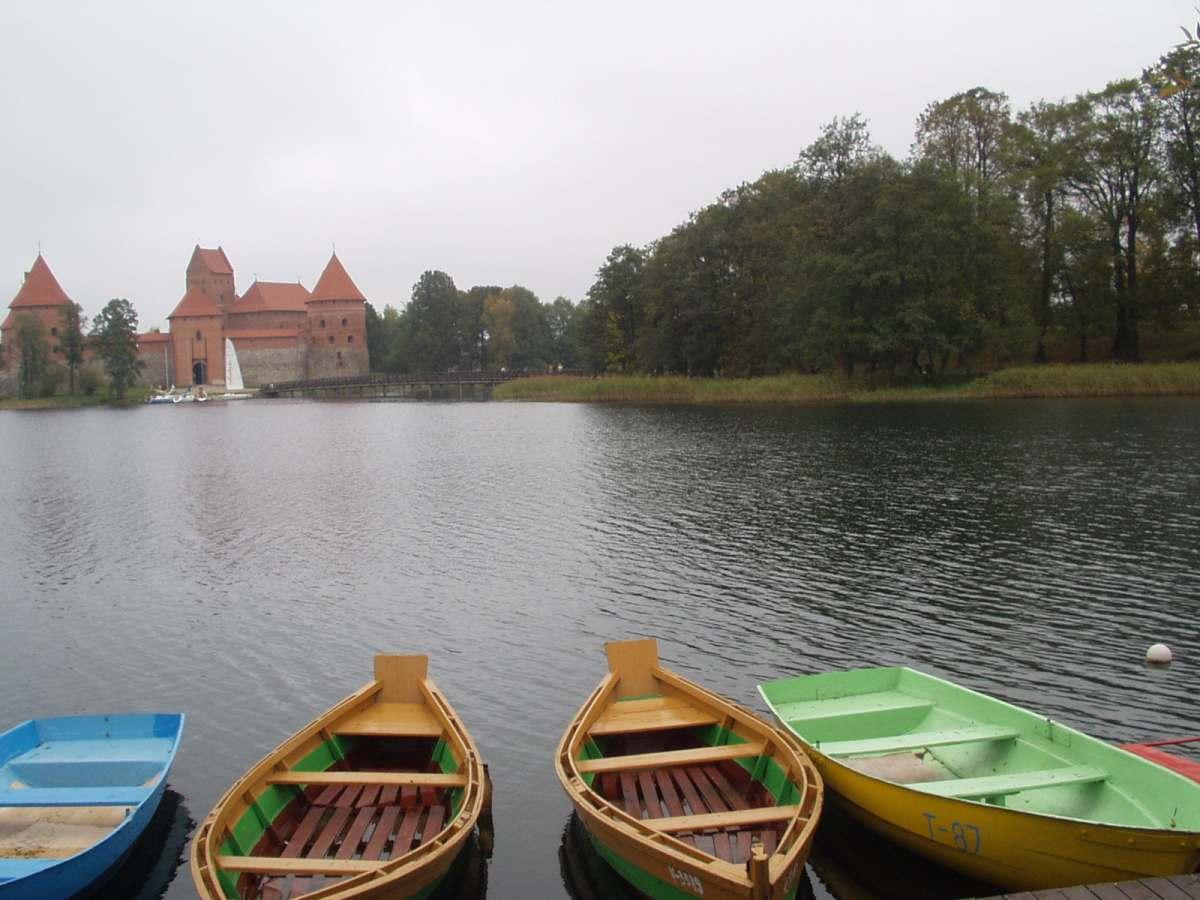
[94, 790, 192, 899]
[1, 398, 1198, 898]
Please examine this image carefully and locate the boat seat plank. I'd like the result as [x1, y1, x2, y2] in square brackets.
[357, 786, 381, 808]
[703, 765, 750, 812]
[268, 771, 467, 788]
[281, 806, 326, 858]
[576, 742, 764, 774]
[335, 806, 376, 860]
[0, 786, 152, 808]
[654, 770, 686, 820]
[818, 725, 1020, 757]
[400, 786, 418, 808]
[362, 805, 401, 861]
[307, 807, 351, 858]
[418, 805, 445, 847]
[649, 805, 802, 834]
[391, 806, 423, 857]
[773, 691, 934, 724]
[618, 772, 641, 818]
[637, 771, 662, 820]
[589, 703, 719, 737]
[214, 855, 376, 875]
[378, 785, 399, 806]
[916, 766, 1108, 799]
[333, 703, 443, 738]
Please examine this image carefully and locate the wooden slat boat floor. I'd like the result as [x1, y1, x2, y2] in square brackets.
[818, 725, 1020, 757]
[916, 766, 1108, 799]
[236, 785, 454, 897]
[332, 703, 443, 738]
[596, 759, 793, 865]
[589, 696, 720, 737]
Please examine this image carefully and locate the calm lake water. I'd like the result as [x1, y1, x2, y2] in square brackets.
[1, 398, 1198, 899]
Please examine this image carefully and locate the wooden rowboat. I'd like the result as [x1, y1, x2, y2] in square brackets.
[555, 639, 823, 900]
[191, 656, 489, 900]
[0, 713, 184, 900]
[759, 667, 1200, 892]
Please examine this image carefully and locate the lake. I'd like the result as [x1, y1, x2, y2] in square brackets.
[1, 397, 1197, 899]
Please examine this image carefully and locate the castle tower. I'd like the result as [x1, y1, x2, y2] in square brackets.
[185, 245, 236, 312]
[305, 253, 368, 378]
[168, 286, 224, 386]
[0, 254, 74, 368]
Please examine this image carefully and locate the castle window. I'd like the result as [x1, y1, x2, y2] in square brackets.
[196, 330, 202, 340]
[50, 327, 58, 336]
[341, 318, 347, 326]
[320, 319, 326, 328]
[347, 334, 354, 343]
[337, 351, 342, 359]
[328, 335, 334, 344]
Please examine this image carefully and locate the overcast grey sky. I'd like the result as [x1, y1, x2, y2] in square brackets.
[0, 1, 1190, 328]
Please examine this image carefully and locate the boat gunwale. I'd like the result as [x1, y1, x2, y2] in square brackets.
[555, 662, 823, 895]
[756, 667, 1200, 836]
[190, 672, 486, 900]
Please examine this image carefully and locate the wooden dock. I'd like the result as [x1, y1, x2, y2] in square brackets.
[991, 873, 1200, 899]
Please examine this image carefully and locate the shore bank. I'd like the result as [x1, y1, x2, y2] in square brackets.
[494, 363, 1200, 404]
[0, 388, 151, 410]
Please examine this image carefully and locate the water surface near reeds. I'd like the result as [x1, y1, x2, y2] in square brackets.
[0, 397, 1197, 899]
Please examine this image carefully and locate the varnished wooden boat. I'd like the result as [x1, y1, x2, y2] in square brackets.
[191, 656, 488, 900]
[555, 639, 823, 900]
[759, 667, 1200, 892]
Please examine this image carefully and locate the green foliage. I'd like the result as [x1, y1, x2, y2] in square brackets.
[58, 302, 86, 393]
[38, 363, 66, 398]
[78, 366, 103, 396]
[90, 299, 144, 400]
[15, 315, 49, 399]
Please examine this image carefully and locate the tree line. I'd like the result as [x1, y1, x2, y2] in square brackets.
[369, 40, 1200, 377]
[10, 299, 144, 399]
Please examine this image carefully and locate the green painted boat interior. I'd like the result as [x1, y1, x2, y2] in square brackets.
[758, 666, 1200, 830]
[215, 734, 464, 899]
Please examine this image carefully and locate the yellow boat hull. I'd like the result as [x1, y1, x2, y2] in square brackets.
[816, 751, 1200, 891]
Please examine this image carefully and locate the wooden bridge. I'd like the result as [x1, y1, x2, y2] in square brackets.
[262, 371, 564, 401]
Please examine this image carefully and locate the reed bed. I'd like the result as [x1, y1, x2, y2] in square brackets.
[495, 364, 1200, 405]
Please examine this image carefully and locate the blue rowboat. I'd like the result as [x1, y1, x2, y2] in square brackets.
[0, 713, 185, 899]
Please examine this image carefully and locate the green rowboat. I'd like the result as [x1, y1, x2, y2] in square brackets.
[758, 666, 1200, 891]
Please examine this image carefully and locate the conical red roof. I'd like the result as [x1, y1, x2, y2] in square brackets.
[168, 286, 222, 319]
[311, 253, 366, 302]
[9, 255, 72, 309]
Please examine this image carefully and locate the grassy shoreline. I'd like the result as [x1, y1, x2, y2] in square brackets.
[0, 387, 151, 410]
[494, 363, 1200, 404]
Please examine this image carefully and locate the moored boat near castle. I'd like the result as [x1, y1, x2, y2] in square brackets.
[556, 639, 823, 900]
[759, 666, 1200, 892]
[191, 655, 489, 900]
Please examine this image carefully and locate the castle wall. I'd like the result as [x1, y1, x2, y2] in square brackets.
[136, 341, 172, 388]
[231, 338, 306, 386]
[306, 346, 369, 379]
[226, 309, 307, 331]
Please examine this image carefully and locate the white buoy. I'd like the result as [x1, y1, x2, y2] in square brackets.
[1146, 643, 1173, 665]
